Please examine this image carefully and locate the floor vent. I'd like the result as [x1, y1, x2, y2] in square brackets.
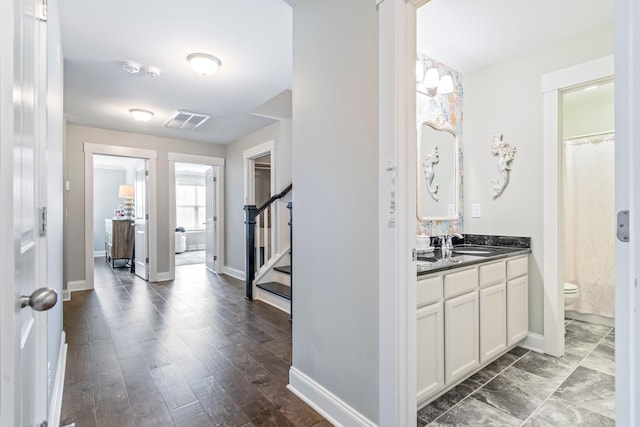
[164, 110, 210, 130]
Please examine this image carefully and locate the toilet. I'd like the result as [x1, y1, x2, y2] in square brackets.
[564, 282, 580, 306]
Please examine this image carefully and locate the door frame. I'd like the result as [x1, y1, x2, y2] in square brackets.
[168, 152, 225, 278]
[83, 143, 158, 287]
[541, 55, 614, 357]
[243, 140, 275, 205]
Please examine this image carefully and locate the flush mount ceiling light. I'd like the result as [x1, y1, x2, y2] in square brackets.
[122, 61, 141, 74]
[187, 53, 222, 76]
[416, 59, 454, 97]
[129, 108, 154, 122]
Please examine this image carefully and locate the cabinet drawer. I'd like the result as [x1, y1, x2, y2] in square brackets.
[418, 276, 443, 307]
[479, 261, 506, 288]
[507, 256, 528, 279]
[444, 268, 478, 299]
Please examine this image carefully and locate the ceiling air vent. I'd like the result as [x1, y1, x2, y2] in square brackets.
[164, 110, 210, 130]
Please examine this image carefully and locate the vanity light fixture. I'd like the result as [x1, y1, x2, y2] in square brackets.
[129, 108, 154, 122]
[416, 59, 454, 96]
[188, 53, 222, 76]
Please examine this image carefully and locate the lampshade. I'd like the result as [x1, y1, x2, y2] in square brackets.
[438, 74, 454, 94]
[424, 68, 440, 89]
[188, 53, 222, 76]
[118, 185, 134, 199]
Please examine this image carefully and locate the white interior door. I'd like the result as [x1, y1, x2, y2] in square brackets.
[134, 164, 149, 280]
[205, 167, 216, 272]
[10, 0, 51, 424]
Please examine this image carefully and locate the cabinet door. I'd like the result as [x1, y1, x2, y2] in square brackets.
[445, 291, 479, 385]
[417, 302, 444, 403]
[480, 283, 507, 363]
[507, 276, 529, 346]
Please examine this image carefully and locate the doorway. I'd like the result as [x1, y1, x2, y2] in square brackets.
[173, 162, 214, 268]
[83, 143, 158, 288]
[168, 153, 225, 277]
[561, 79, 615, 328]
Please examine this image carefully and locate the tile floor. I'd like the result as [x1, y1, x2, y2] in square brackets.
[175, 249, 206, 266]
[418, 319, 615, 426]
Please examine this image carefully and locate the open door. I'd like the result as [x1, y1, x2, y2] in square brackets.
[134, 163, 149, 280]
[1, 0, 54, 425]
[205, 166, 217, 272]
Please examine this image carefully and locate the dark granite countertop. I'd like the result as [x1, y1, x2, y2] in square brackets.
[416, 235, 532, 276]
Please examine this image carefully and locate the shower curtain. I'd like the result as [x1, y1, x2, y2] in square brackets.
[563, 133, 615, 318]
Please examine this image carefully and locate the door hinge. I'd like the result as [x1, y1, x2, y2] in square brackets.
[145, 257, 149, 264]
[145, 170, 149, 176]
[213, 255, 217, 261]
[145, 213, 149, 220]
[39, 421, 48, 427]
[617, 210, 630, 242]
[214, 216, 217, 221]
[38, 0, 47, 21]
[39, 207, 47, 236]
[411, 248, 417, 261]
[213, 177, 217, 183]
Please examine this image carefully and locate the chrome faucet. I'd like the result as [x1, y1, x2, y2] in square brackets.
[446, 233, 463, 250]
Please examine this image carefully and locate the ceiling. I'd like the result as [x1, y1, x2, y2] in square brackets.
[61, 1, 613, 145]
[59, 0, 292, 144]
[417, 0, 614, 74]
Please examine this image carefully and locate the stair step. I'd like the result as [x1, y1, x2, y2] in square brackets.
[274, 265, 291, 275]
[256, 282, 291, 300]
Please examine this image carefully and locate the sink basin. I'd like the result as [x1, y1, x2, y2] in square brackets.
[451, 249, 493, 255]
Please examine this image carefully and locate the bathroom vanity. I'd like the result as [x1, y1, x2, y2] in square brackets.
[416, 244, 531, 407]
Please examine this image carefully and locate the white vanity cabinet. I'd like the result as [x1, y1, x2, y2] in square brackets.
[479, 261, 507, 363]
[443, 267, 479, 384]
[417, 252, 529, 407]
[507, 256, 529, 346]
[417, 276, 444, 402]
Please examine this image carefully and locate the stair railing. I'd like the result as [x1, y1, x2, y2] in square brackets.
[244, 183, 292, 300]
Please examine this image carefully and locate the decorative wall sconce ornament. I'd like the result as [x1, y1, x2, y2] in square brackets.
[490, 134, 516, 199]
[423, 146, 440, 201]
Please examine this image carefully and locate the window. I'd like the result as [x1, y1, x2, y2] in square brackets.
[176, 184, 206, 230]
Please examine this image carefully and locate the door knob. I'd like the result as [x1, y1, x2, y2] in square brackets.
[20, 287, 58, 311]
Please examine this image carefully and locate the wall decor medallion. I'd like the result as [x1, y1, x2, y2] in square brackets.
[490, 134, 516, 199]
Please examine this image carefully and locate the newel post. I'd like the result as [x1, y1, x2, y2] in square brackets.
[244, 205, 258, 300]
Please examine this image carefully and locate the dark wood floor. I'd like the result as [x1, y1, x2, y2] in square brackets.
[62, 259, 329, 427]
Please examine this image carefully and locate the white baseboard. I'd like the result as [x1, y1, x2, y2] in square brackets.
[154, 272, 173, 282]
[224, 266, 245, 281]
[67, 280, 89, 292]
[48, 331, 67, 427]
[565, 311, 615, 328]
[63, 290, 71, 301]
[255, 287, 291, 314]
[288, 367, 377, 427]
[93, 251, 104, 257]
[521, 332, 544, 353]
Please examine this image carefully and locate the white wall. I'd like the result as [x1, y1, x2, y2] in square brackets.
[292, 0, 379, 422]
[64, 124, 225, 285]
[224, 120, 292, 273]
[463, 24, 614, 335]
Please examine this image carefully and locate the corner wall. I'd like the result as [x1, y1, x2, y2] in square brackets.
[64, 124, 225, 286]
[463, 24, 614, 335]
[224, 120, 292, 275]
[291, 0, 379, 423]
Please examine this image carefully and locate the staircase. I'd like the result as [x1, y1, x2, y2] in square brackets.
[245, 187, 292, 317]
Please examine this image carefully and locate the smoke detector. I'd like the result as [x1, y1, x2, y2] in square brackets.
[145, 66, 161, 78]
[122, 61, 141, 74]
[164, 110, 210, 130]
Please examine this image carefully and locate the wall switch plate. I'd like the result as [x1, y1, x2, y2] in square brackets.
[472, 203, 481, 218]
